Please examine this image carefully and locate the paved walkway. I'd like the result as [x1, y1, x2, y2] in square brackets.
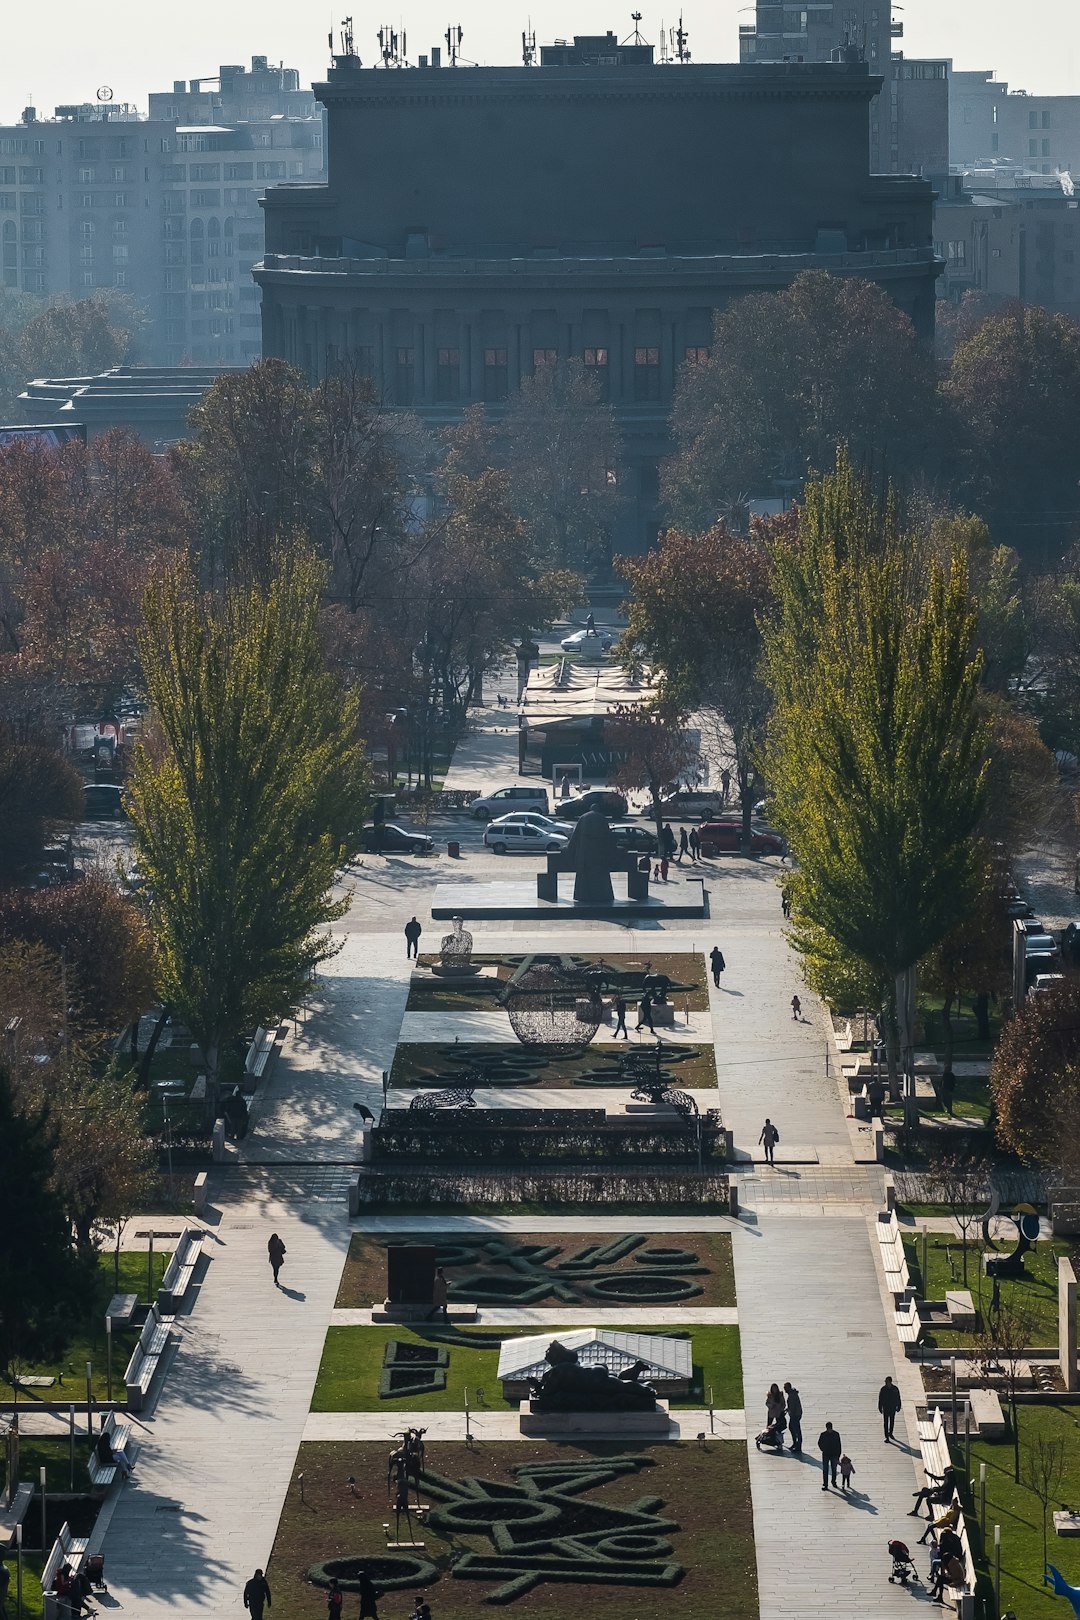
[302, 1408, 747, 1442]
[331, 1305, 740, 1325]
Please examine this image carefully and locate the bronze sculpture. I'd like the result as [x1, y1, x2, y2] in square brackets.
[529, 1338, 659, 1412]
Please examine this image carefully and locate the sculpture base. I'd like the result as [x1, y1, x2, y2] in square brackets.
[371, 1300, 479, 1323]
[432, 880, 706, 921]
[429, 963, 483, 977]
[519, 1399, 671, 1437]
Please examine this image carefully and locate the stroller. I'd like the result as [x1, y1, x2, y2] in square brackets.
[887, 1539, 920, 1585]
[754, 1421, 785, 1452]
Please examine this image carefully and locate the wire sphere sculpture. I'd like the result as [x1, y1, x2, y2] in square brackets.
[504, 959, 600, 1053]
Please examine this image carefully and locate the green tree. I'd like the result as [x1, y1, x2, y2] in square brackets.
[605, 701, 699, 844]
[44, 1067, 157, 1254]
[0, 740, 82, 880]
[665, 272, 937, 531]
[126, 552, 369, 1116]
[762, 453, 990, 1113]
[18, 294, 140, 380]
[0, 1065, 90, 1373]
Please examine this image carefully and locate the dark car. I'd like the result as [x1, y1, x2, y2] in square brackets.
[698, 821, 786, 858]
[607, 822, 659, 855]
[83, 783, 125, 819]
[557, 790, 629, 821]
[360, 822, 434, 854]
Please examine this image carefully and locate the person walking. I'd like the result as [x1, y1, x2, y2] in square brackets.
[325, 1576, 344, 1618]
[780, 889, 791, 919]
[636, 991, 656, 1035]
[709, 946, 725, 988]
[688, 826, 700, 861]
[662, 823, 677, 861]
[839, 1453, 855, 1493]
[404, 917, 422, 960]
[428, 1267, 449, 1321]
[720, 767, 732, 805]
[355, 1568, 381, 1620]
[243, 1569, 272, 1619]
[678, 826, 689, 862]
[758, 1118, 779, 1166]
[659, 856, 670, 882]
[878, 1374, 902, 1443]
[613, 994, 629, 1039]
[267, 1232, 286, 1288]
[818, 1421, 842, 1490]
[783, 1382, 803, 1452]
[791, 994, 802, 1021]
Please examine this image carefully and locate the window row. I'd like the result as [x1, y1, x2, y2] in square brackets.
[368, 341, 710, 404]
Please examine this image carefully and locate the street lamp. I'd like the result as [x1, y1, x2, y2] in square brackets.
[157, 1085, 184, 1203]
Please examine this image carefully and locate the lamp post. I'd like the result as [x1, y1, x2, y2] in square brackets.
[84, 1361, 93, 1431]
[15, 1522, 22, 1619]
[105, 1316, 113, 1403]
[38, 1466, 45, 1556]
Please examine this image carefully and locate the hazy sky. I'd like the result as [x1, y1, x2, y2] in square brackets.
[3, 1, 1077, 119]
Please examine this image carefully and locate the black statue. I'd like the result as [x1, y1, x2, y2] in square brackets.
[642, 969, 671, 1005]
[562, 809, 619, 905]
[528, 1338, 659, 1412]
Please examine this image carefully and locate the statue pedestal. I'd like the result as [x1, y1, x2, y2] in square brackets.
[518, 1400, 671, 1437]
[370, 1300, 479, 1323]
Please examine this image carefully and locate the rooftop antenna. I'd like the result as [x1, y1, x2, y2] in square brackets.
[378, 25, 405, 66]
[658, 22, 669, 62]
[445, 24, 463, 64]
[522, 21, 537, 66]
[337, 16, 356, 57]
[630, 11, 645, 44]
[675, 13, 690, 61]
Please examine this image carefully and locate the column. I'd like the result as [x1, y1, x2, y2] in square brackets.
[1060, 1256, 1078, 1391]
[421, 316, 436, 405]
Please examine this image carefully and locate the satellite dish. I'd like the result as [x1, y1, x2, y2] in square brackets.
[97, 86, 113, 102]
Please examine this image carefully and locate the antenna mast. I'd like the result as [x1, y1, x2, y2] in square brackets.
[675, 13, 690, 61]
[445, 24, 463, 65]
[522, 22, 537, 66]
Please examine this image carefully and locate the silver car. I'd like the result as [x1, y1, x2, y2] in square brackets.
[484, 822, 569, 854]
[487, 811, 575, 836]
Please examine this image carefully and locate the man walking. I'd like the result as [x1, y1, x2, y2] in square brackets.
[636, 990, 655, 1035]
[818, 1421, 842, 1490]
[688, 827, 700, 861]
[355, 1567, 381, 1620]
[267, 1232, 286, 1288]
[404, 917, 422, 959]
[758, 1118, 779, 1166]
[678, 826, 689, 862]
[878, 1374, 903, 1442]
[783, 1381, 803, 1452]
[613, 994, 628, 1039]
[243, 1569, 272, 1618]
[709, 945, 725, 988]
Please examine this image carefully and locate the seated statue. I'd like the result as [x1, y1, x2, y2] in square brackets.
[528, 1339, 659, 1412]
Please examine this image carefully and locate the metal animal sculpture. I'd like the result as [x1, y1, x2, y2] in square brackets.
[408, 1087, 477, 1111]
[1046, 1565, 1080, 1619]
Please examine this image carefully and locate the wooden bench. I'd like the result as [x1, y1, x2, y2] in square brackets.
[244, 1025, 278, 1084]
[876, 1210, 912, 1301]
[0, 1480, 32, 1545]
[895, 1294, 922, 1344]
[124, 1303, 174, 1412]
[41, 1521, 89, 1618]
[157, 1227, 204, 1311]
[87, 1411, 133, 1491]
[918, 1408, 978, 1612]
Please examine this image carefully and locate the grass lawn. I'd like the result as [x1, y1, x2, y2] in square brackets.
[916, 991, 1004, 1059]
[338, 1231, 736, 1310]
[407, 952, 710, 1013]
[0, 1249, 172, 1404]
[902, 1234, 1071, 1348]
[1, 1437, 94, 1497]
[951, 1405, 1080, 1620]
[312, 1323, 743, 1413]
[390, 1040, 717, 1092]
[1, 1557, 44, 1620]
[266, 1439, 757, 1620]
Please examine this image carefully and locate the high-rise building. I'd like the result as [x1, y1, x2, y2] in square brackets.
[738, 2, 948, 176]
[950, 69, 1080, 178]
[0, 56, 325, 366]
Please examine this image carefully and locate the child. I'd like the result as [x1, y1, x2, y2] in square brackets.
[839, 1453, 855, 1492]
[791, 994, 802, 1021]
[660, 856, 669, 882]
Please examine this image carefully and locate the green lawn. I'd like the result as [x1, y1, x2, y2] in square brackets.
[312, 1324, 743, 1413]
[1, 1249, 172, 1404]
[902, 1234, 1070, 1348]
[1, 1437, 93, 1498]
[0, 1557, 44, 1620]
[952, 1405, 1080, 1620]
[916, 991, 1004, 1059]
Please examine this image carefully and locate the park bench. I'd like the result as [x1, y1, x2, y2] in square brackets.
[918, 1408, 978, 1613]
[87, 1411, 133, 1492]
[123, 1303, 174, 1412]
[105, 1292, 138, 1328]
[157, 1227, 204, 1312]
[244, 1025, 278, 1085]
[193, 1170, 209, 1215]
[0, 1481, 32, 1545]
[876, 1210, 912, 1302]
[895, 1294, 922, 1345]
[968, 1386, 1006, 1438]
[41, 1522, 89, 1619]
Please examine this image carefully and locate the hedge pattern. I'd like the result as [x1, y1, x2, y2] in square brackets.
[378, 1339, 450, 1400]
[352, 1168, 731, 1207]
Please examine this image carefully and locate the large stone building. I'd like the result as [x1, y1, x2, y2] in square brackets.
[950, 69, 1080, 178]
[256, 36, 939, 552]
[0, 56, 324, 367]
[738, 1, 949, 176]
[935, 175, 1080, 316]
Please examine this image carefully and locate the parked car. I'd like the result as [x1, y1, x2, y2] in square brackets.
[360, 823, 434, 854]
[560, 628, 614, 653]
[607, 822, 659, 855]
[697, 820, 786, 858]
[469, 785, 550, 820]
[484, 822, 568, 854]
[83, 783, 125, 819]
[557, 790, 629, 821]
[487, 811, 575, 836]
[1029, 973, 1065, 998]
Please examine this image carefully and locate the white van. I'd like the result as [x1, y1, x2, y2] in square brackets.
[469, 785, 550, 820]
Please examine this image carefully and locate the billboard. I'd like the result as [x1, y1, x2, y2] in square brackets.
[0, 422, 87, 448]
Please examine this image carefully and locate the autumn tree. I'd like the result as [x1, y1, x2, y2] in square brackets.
[665, 272, 938, 530]
[973, 1301, 1039, 1484]
[42, 1067, 157, 1254]
[0, 740, 82, 879]
[606, 701, 700, 842]
[1026, 1432, 1067, 1577]
[763, 453, 990, 1111]
[126, 552, 369, 1115]
[990, 975, 1080, 1168]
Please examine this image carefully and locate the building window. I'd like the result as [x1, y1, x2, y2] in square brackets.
[1030, 140, 1038, 157]
[583, 346, 608, 398]
[532, 347, 557, 369]
[82, 271, 94, 286]
[436, 346, 460, 401]
[483, 347, 508, 401]
[1043, 139, 1051, 157]
[948, 240, 966, 265]
[1030, 110, 1039, 129]
[225, 162, 254, 181]
[78, 166, 93, 183]
[633, 346, 661, 401]
[80, 193, 93, 208]
[395, 346, 415, 405]
[80, 243, 93, 261]
[114, 193, 128, 208]
[1043, 110, 1052, 128]
[115, 270, 127, 287]
[684, 345, 710, 365]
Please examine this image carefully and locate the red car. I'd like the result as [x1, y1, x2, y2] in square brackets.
[697, 821, 786, 858]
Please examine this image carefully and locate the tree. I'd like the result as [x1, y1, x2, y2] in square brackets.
[665, 272, 938, 531]
[990, 976, 1080, 1167]
[762, 452, 990, 1113]
[1026, 1431, 1067, 1577]
[126, 553, 369, 1116]
[926, 1151, 989, 1285]
[973, 1301, 1039, 1483]
[17, 294, 140, 382]
[501, 359, 621, 572]
[0, 740, 82, 879]
[605, 702, 700, 843]
[618, 519, 784, 844]
[943, 305, 1080, 559]
[0, 1065, 90, 1374]
[42, 1067, 157, 1254]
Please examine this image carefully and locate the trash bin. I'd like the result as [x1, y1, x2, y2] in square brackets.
[447, 839, 460, 858]
[728, 1184, 740, 1218]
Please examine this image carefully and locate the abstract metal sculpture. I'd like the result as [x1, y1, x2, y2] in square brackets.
[1047, 1565, 1080, 1619]
[982, 1189, 1042, 1278]
[503, 958, 600, 1053]
[433, 915, 480, 977]
[408, 1087, 478, 1112]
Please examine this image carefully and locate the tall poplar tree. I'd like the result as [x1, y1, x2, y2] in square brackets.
[762, 453, 989, 1112]
[126, 552, 368, 1116]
